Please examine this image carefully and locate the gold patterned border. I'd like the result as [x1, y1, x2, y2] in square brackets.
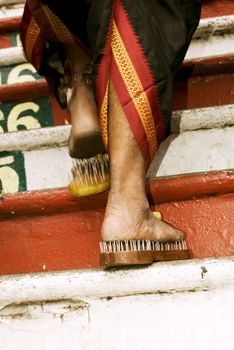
[100, 80, 109, 149]
[111, 20, 157, 158]
[24, 16, 41, 62]
[41, 4, 75, 45]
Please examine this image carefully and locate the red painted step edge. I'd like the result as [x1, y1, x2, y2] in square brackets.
[1, 170, 234, 218]
[174, 54, 234, 110]
[1, 171, 234, 275]
[2, 54, 234, 112]
[201, 0, 234, 19]
[0, 16, 21, 33]
[0, 80, 49, 102]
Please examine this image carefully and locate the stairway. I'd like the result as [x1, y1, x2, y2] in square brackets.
[1, 0, 234, 274]
[0, 1, 234, 349]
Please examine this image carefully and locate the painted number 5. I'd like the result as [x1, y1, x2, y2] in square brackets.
[0, 156, 19, 194]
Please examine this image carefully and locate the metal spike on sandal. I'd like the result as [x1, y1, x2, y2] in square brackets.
[100, 239, 190, 267]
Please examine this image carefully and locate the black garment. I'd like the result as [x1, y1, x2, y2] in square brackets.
[40, 0, 201, 135]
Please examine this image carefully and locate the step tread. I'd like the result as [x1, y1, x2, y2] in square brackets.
[1, 104, 234, 153]
[1, 256, 233, 304]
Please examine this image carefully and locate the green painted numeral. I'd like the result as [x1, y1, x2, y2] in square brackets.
[0, 97, 54, 133]
[0, 151, 26, 194]
[0, 63, 41, 85]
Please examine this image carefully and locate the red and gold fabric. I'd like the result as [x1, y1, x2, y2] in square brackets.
[20, 0, 201, 168]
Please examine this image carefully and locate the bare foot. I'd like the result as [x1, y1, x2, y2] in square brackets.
[68, 82, 105, 159]
[101, 192, 184, 243]
[101, 81, 183, 244]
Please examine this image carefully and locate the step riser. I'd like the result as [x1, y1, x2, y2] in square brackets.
[0, 5, 23, 19]
[1, 173, 234, 275]
[173, 67, 234, 110]
[0, 147, 71, 194]
[0, 63, 40, 84]
[0, 31, 18, 49]
[186, 33, 234, 60]
[202, 1, 234, 18]
[149, 125, 234, 178]
[5, 103, 234, 154]
[0, 83, 69, 139]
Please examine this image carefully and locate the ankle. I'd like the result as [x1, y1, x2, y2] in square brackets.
[107, 188, 149, 213]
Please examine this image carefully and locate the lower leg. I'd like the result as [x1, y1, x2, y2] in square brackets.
[63, 44, 105, 158]
[101, 81, 183, 242]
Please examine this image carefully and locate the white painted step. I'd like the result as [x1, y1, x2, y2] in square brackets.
[148, 125, 234, 177]
[171, 104, 234, 133]
[186, 15, 234, 60]
[2, 104, 234, 152]
[0, 47, 26, 67]
[0, 257, 233, 350]
[0, 3, 24, 18]
[0, 146, 72, 194]
[0, 0, 24, 5]
[1, 105, 234, 193]
[2, 127, 234, 193]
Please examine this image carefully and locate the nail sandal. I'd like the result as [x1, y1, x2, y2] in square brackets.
[100, 240, 191, 267]
[68, 153, 110, 197]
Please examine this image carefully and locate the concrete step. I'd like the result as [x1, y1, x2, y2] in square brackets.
[0, 171, 234, 274]
[0, 2, 23, 19]
[2, 104, 234, 194]
[0, 256, 233, 350]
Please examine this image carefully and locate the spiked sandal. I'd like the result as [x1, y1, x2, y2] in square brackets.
[68, 153, 110, 197]
[100, 211, 191, 267]
[100, 240, 190, 267]
[59, 60, 110, 197]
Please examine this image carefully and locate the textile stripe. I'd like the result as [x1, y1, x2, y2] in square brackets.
[100, 81, 109, 148]
[115, 0, 165, 144]
[111, 59, 151, 165]
[24, 16, 40, 62]
[41, 4, 75, 44]
[111, 20, 157, 158]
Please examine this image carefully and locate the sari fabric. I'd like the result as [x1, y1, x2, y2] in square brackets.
[20, 0, 201, 167]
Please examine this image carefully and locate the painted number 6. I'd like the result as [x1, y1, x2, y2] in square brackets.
[7, 102, 41, 132]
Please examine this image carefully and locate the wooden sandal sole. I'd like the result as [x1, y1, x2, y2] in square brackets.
[100, 240, 191, 268]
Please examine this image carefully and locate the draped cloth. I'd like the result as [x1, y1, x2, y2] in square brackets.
[20, 0, 201, 168]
